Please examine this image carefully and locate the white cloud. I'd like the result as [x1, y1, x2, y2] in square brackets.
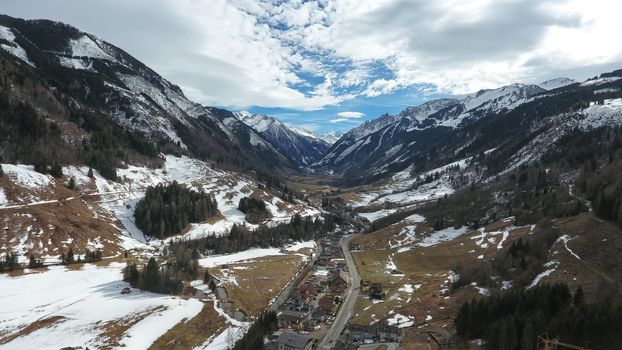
[4, 0, 622, 111]
[337, 111, 365, 118]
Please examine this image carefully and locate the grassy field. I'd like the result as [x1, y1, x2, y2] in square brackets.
[350, 211, 622, 348]
[536, 214, 622, 302]
[209, 249, 312, 318]
[350, 217, 537, 346]
[148, 303, 226, 350]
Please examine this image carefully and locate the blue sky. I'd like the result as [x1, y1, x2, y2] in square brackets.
[4, 0, 622, 135]
[245, 86, 448, 133]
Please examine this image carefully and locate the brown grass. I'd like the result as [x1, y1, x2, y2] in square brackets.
[148, 302, 226, 350]
[0, 316, 67, 344]
[0, 180, 126, 261]
[350, 218, 539, 346]
[537, 213, 622, 301]
[211, 253, 307, 318]
[96, 306, 166, 350]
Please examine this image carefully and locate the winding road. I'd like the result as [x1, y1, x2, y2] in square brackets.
[317, 233, 361, 349]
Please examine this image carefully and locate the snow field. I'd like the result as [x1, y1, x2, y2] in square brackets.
[0, 263, 203, 350]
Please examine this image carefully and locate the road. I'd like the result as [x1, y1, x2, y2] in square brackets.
[317, 233, 361, 349]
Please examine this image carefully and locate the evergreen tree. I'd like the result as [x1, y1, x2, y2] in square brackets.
[142, 257, 160, 290]
[49, 163, 63, 178]
[522, 322, 535, 350]
[0, 164, 3, 177]
[134, 182, 218, 238]
[67, 176, 76, 189]
[87, 167, 94, 178]
[65, 248, 75, 264]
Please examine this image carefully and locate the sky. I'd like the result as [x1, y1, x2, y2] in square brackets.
[3, 0, 622, 134]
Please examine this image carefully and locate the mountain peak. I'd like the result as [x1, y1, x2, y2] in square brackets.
[538, 77, 577, 90]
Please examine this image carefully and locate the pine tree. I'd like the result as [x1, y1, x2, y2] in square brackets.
[0, 164, 3, 177]
[49, 163, 63, 178]
[87, 167, 94, 178]
[142, 257, 160, 291]
[66, 248, 75, 264]
[67, 176, 76, 189]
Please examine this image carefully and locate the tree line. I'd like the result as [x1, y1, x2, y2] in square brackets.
[579, 159, 622, 228]
[123, 245, 200, 294]
[232, 311, 278, 350]
[238, 196, 270, 224]
[170, 213, 339, 256]
[134, 182, 218, 239]
[455, 283, 622, 349]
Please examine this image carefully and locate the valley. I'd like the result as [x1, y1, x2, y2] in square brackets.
[0, 12, 622, 350]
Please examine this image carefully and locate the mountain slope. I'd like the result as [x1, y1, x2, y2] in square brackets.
[314, 83, 547, 179]
[0, 15, 297, 176]
[234, 112, 330, 166]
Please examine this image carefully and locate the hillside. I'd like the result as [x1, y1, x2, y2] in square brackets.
[313, 76, 622, 185]
[0, 15, 300, 179]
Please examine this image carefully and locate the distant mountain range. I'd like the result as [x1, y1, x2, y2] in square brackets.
[233, 111, 330, 166]
[311, 73, 621, 184]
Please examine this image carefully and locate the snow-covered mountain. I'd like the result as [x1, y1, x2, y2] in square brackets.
[234, 112, 330, 166]
[0, 15, 297, 173]
[314, 83, 546, 175]
[538, 77, 577, 90]
[313, 71, 622, 183]
[316, 130, 344, 145]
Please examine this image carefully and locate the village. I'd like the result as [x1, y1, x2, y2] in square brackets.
[264, 235, 403, 350]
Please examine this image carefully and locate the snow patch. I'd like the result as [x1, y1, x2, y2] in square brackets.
[69, 35, 114, 60]
[417, 226, 469, 247]
[387, 313, 415, 328]
[0, 25, 35, 67]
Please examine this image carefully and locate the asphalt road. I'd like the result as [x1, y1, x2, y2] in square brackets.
[317, 233, 361, 349]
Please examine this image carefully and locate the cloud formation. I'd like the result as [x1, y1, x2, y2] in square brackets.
[337, 111, 365, 118]
[4, 0, 622, 112]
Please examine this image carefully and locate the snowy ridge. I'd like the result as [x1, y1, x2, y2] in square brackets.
[538, 77, 577, 90]
[314, 82, 545, 172]
[504, 98, 622, 173]
[0, 155, 321, 261]
[0, 25, 35, 67]
[234, 112, 330, 166]
[68, 35, 115, 61]
[0, 263, 204, 350]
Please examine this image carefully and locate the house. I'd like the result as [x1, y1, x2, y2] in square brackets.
[318, 295, 334, 312]
[348, 324, 376, 342]
[377, 325, 401, 342]
[329, 270, 348, 293]
[278, 310, 306, 329]
[274, 331, 314, 350]
[299, 283, 318, 296]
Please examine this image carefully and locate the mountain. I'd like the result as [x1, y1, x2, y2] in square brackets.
[313, 75, 622, 184]
[234, 112, 330, 167]
[538, 77, 577, 90]
[314, 83, 546, 177]
[0, 15, 296, 177]
[316, 130, 344, 145]
[2, 13, 622, 350]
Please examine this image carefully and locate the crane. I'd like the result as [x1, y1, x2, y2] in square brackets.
[537, 333, 591, 350]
